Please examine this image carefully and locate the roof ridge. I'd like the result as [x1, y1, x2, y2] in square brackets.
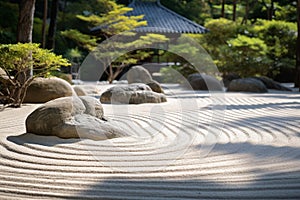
[117, 1, 208, 34]
[156, 1, 206, 30]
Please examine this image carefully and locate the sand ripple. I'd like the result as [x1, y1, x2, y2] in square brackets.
[0, 90, 300, 199]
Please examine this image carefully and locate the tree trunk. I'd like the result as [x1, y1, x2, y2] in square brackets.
[268, 0, 274, 20]
[46, 0, 59, 49]
[42, 0, 48, 48]
[263, 0, 274, 20]
[17, 0, 36, 43]
[221, 0, 225, 18]
[242, 0, 249, 24]
[61, 0, 68, 26]
[296, 0, 300, 90]
[232, 0, 237, 21]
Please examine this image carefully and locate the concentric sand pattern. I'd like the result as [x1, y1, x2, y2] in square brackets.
[0, 86, 300, 199]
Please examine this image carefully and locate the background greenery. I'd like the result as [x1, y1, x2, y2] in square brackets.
[0, 0, 298, 82]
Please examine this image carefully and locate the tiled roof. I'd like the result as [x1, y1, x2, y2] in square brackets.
[126, 0, 208, 34]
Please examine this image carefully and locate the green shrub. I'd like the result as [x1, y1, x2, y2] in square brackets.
[195, 18, 296, 79]
[0, 43, 70, 108]
[200, 18, 237, 55]
[160, 66, 183, 83]
[252, 19, 297, 78]
[219, 35, 271, 77]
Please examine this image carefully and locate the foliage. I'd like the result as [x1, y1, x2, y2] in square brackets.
[61, 3, 147, 50]
[200, 18, 238, 53]
[49, 0, 116, 55]
[62, 2, 169, 83]
[219, 34, 270, 77]
[160, 65, 185, 83]
[160, 0, 211, 24]
[0, 1, 18, 44]
[162, 36, 201, 78]
[252, 19, 297, 77]
[65, 48, 84, 64]
[0, 0, 297, 83]
[32, 18, 44, 44]
[196, 18, 242, 72]
[0, 43, 70, 108]
[275, 1, 297, 22]
[58, 0, 116, 32]
[195, 18, 297, 80]
[76, 7, 146, 37]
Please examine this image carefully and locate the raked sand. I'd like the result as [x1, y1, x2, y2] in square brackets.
[0, 84, 300, 199]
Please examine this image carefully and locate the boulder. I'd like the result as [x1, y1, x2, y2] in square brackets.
[100, 84, 167, 104]
[24, 77, 76, 103]
[252, 76, 292, 91]
[26, 96, 127, 140]
[227, 78, 268, 93]
[127, 66, 152, 84]
[77, 85, 101, 95]
[146, 80, 164, 93]
[73, 85, 88, 96]
[0, 69, 9, 104]
[187, 74, 223, 91]
[222, 73, 240, 87]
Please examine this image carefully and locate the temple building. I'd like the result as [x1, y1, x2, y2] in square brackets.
[126, 0, 208, 34]
[87, 0, 208, 81]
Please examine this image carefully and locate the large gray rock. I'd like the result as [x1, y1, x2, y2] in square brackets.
[24, 77, 76, 103]
[188, 74, 223, 91]
[127, 66, 152, 84]
[227, 78, 268, 93]
[252, 76, 292, 91]
[100, 84, 167, 104]
[26, 96, 127, 140]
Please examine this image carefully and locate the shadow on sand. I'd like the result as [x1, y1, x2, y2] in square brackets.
[7, 133, 81, 147]
[64, 142, 300, 199]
